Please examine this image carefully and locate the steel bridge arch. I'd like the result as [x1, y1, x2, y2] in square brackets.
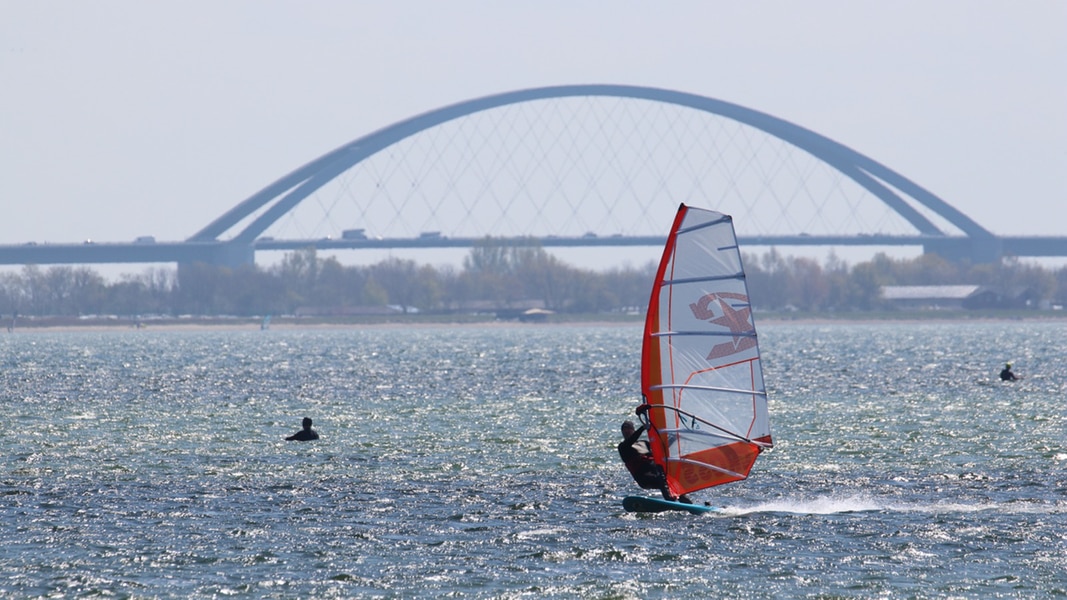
[190, 84, 994, 249]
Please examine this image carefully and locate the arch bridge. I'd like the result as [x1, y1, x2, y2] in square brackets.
[3, 85, 1064, 268]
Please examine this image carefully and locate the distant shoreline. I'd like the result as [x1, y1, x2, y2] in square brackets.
[5, 310, 1067, 333]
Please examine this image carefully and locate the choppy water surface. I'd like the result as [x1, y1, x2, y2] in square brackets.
[2, 322, 1065, 598]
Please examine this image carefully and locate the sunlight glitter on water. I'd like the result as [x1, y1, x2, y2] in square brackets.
[1, 323, 1066, 597]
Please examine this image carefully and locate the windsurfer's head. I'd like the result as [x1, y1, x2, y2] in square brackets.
[621, 420, 635, 437]
[302, 417, 313, 429]
[1005, 363, 1012, 369]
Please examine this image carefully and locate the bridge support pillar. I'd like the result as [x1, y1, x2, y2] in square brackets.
[176, 241, 255, 274]
[924, 236, 1003, 264]
[211, 242, 256, 269]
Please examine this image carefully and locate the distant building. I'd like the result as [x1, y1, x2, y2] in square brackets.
[518, 308, 555, 323]
[453, 299, 546, 319]
[881, 285, 1035, 310]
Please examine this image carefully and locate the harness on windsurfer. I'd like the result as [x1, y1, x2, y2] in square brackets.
[618, 413, 693, 504]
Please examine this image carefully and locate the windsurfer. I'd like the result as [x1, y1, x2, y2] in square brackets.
[999, 363, 1019, 381]
[618, 420, 693, 504]
[286, 417, 320, 441]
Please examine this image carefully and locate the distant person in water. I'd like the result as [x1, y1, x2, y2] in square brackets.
[618, 419, 692, 504]
[286, 417, 319, 441]
[999, 363, 1019, 381]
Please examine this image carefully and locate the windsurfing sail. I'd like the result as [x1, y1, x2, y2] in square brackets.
[639, 203, 772, 498]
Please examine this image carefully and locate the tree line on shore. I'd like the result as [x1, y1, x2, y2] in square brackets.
[1, 239, 1065, 318]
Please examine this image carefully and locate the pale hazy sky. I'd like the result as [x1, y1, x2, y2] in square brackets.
[2, 2, 1065, 262]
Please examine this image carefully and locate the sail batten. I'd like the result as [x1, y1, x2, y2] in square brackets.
[651, 383, 768, 397]
[677, 215, 731, 233]
[652, 330, 757, 339]
[661, 273, 745, 286]
[640, 203, 773, 497]
[665, 457, 747, 479]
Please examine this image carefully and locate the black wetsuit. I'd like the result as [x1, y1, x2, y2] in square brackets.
[286, 428, 319, 441]
[1000, 367, 1017, 381]
[618, 424, 676, 501]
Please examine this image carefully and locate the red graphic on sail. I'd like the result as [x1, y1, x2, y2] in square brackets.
[689, 292, 756, 360]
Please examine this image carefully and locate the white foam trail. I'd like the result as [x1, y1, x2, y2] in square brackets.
[720, 494, 884, 516]
[715, 495, 1066, 516]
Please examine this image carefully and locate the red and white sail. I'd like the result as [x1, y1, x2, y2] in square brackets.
[641, 204, 773, 497]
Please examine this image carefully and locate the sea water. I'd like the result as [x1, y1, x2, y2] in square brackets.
[1, 322, 1064, 598]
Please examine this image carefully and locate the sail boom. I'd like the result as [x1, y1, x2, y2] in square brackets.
[659, 426, 751, 445]
[659, 426, 775, 448]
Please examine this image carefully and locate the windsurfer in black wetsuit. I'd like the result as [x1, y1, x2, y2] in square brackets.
[286, 417, 319, 441]
[618, 418, 692, 504]
[999, 363, 1019, 381]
